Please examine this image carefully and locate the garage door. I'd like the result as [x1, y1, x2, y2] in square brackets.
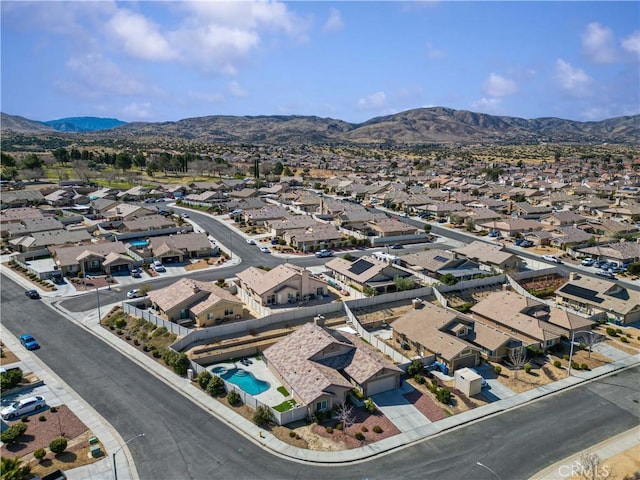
[366, 375, 398, 396]
[453, 354, 477, 371]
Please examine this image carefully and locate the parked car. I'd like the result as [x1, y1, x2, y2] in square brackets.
[1, 396, 46, 420]
[593, 260, 607, 268]
[521, 240, 534, 248]
[596, 270, 616, 279]
[181, 213, 189, 218]
[315, 249, 334, 258]
[390, 244, 403, 249]
[130, 268, 142, 278]
[144, 198, 156, 203]
[543, 254, 562, 264]
[127, 289, 144, 299]
[514, 238, 524, 246]
[19, 334, 40, 350]
[25, 289, 40, 299]
[246, 238, 257, 245]
[152, 261, 166, 273]
[581, 257, 595, 266]
[271, 238, 280, 245]
[259, 246, 271, 253]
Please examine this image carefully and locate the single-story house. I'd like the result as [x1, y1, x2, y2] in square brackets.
[326, 255, 415, 294]
[50, 241, 133, 275]
[454, 241, 523, 273]
[149, 232, 213, 263]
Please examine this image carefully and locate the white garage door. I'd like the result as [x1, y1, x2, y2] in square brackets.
[366, 375, 398, 396]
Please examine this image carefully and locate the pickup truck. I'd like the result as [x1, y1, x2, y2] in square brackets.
[315, 249, 334, 258]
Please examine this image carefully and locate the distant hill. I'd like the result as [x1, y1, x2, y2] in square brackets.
[0, 113, 55, 133]
[1, 108, 638, 145]
[41, 116, 126, 132]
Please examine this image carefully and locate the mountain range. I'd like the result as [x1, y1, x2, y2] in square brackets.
[1, 108, 638, 145]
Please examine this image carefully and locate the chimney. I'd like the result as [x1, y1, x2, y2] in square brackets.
[314, 315, 325, 327]
[502, 283, 511, 291]
[412, 298, 423, 309]
[569, 272, 577, 281]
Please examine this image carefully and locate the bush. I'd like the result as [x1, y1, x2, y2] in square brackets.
[414, 374, 425, 384]
[524, 364, 532, 374]
[435, 388, 452, 404]
[406, 359, 424, 378]
[227, 390, 241, 406]
[562, 354, 570, 361]
[621, 336, 629, 343]
[152, 326, 168, 338]
[364, 398, 376, 413]
[114, 317, 126, 329]
[161, 349, 190, 375]
[361, 426, 368, 432]
[253, 405, 273, 427]
[325, 426, 333, 434]
[571, 362, 580, 370]
[197, 371, 212, 390]
[355, 432, 365, 441]
[606, 327, 618, 337]
[494, 365, 502, 375]
[289, 431, 296, 438]
[34, 448, 46, 461]
[50, 406, 58, 413]
[580, 363, 589, 370]
[49, 437, 67, 455]
[21, 416, 29, 423]
[336, 423, 343, 431]
[1, 368, 23, 390]
[553, 360, 562, 368]
[1, 423, 27, 444]
[206, 375, 226, 396]
[372, 425, 383, 434]
[39, 415, 46, 422]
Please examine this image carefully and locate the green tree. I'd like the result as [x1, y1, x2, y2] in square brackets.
[253, 405, 273, 426]
[197, 371, 212, 390]
[115, 152, 133, 172]
[273, 161, 284, 175]
[146, 160, 160, 177]
[406, 359, 424, 377]
[206, 375, 225, 396]
[52, 147, 70, 164]
[393, 276, 415, 291]
[22, 153, 44, 170]
[0, 456, 32, 480]
[49, 437, 68, 455]
[1, 152, 16, 167]
[282, 166, 294, 176]
[439, 273, 458, 285]
[133, 152, 146, 169]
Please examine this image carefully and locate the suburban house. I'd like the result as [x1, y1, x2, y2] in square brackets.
[263, 321, 402, 415]
[266, 215, 317, 236]
[103, 203, 156, 221]
[365, 218, 421, 237]
[326, 255, 415, 294]
[577, 242, 640, 265]
[242, 206, 289, 224]
[478, 218, 541, 237]
[554, 273, 640, 325]
[282, 224, 343, 250]
[147, 278, 245, 327]
[454, 241, 523, 273]
[400, 249, 484, 280]
[1, 217, 65, 239]
[236, 263, 329, 307]
[149, 232, 214, 263]
[391, 301, 481, 372]
[470, 290, 566, 350]
[0, 207, 44, 226]
[50, 241, 134, 276]
[10, 229, 93, 253]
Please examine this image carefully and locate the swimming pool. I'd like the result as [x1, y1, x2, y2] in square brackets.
[130, 240, 149, 248]
[218, 368, 269, 395]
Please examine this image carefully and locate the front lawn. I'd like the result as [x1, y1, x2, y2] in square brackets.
[273, 400, 297, 412]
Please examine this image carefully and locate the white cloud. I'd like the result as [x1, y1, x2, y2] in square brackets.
[582, 22, 617, 64]
[483, 73, 517, 97]
[470, 97, 502, 114]
[228, 81, 247, 98]
[357, 92, 387, 110]
[425, 42, 443, 59]
[554, 59, 592, 96]
[323, 8, 344, 32]
[106, 9, 176, 62]
[57, 53, 148, 98]
[123, 102, 153, 120]
[622, 30, 640, 55]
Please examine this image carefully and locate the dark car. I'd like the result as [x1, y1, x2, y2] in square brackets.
[25, 290, 40, 299]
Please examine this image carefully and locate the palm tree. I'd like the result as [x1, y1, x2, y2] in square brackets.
[0, 456, 32, 480]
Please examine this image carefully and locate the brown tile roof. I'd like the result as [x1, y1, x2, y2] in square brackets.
[149, 232, 211, 255]
[147, 278, 242, 313]
[51, 241, 128, 268]
[236, 263, 327, 296]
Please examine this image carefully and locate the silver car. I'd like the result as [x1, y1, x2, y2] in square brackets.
[1, 396, 46, 420]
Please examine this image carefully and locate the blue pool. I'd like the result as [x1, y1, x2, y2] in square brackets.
[130, 240, 149, 248]
[216, 368, 269, 395]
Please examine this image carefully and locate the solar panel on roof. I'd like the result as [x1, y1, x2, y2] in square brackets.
[433, 255, 449, 262]
[348, 259, 374, 275]
[558, 284, 604, 303]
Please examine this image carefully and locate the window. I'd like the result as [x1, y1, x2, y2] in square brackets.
[315, 400, 327, 412]
[207, 313, 213, 320]
[266, 294, 276, 305]
[224, 308, 234, 316]
[316, 287, 324, 296]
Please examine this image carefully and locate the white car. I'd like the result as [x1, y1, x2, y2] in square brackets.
[246, 238, 257, 245]
[127, 289, 143, 299]
[1, 396, 46, 420]
[543, 254, 562, 264]
[259, 246, 271, 253]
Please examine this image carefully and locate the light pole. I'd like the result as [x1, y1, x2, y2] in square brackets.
[113, 433, 144, 480]
[96, 287, 101, 322]
[567, 329, 595, 377]
[476, 461, 502, 480]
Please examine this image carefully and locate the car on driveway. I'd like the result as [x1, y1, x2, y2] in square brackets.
[19, 334, 40, 350]
[130, 268, 142, 278]
[581, 257, 595, 266]
[1, 396, 46, 420]
[259, 246, 271, 253]
[127, 289, 144, 299]
[25, 290, 40, 299]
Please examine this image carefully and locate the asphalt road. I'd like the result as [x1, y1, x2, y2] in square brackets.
[3, 274, 639, 480]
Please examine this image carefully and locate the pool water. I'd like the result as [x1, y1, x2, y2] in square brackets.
[220, 368, 269, 395]
[130, 240, 149, 248]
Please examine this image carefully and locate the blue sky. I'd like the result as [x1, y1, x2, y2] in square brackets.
[2, 1, 639, 124]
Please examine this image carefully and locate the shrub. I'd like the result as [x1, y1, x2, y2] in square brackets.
[524, 364, 532, 374]
[553, 360, 562, 368]
[152, 326, 168, 338]
[616, 329, 623, 334]
[494, 365, 502, 375]
[1, 423, 27, 444]
[114, 317, 126, 329]
[580, 363, 589, 370]
[336, 423, 343, 431]
[34, 448, 46, 461]
[206, 375, 226, 396]
[50, 406, 58, 413]
[435, 388, 452, 404]
[414, 374, 425, 384]
[227, 390, 241, 406]
[626, 333, 632, 338]
[39, 415, 46, 422]
[364, 398, 376, 413]
[21, 416, 29, 423]
[197, 371, 212, 389]
[161, 349, 190, 375]
[571, 362, 580, 370]
[361, 426, 368, 432]
[116, 329, 123, 336]
[1, 369, 23, 390]
[406, 359, 424, 378]
[562, 354, 570, 361]
[325, 426, 333, 434]
[621, 336, 629, 343]
[253, 405, 273, 427]
[133, 339, 140, 346]
[49, 437, 67, 455]
[355, 432, 365, 441]
[606, 327, 618, 337]
[152, 350, 161, 358]
[372, 425, 383, 434]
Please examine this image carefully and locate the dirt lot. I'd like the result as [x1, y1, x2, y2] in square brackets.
[589, 444, 640, 479]
[352, 300, 418, 326]
[184, 258, 227, 271]
[0, 405, 102, 477]
[594, 325, 640, 356]
[1, 341, 20, 365]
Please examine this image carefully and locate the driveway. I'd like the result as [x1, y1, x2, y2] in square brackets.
[474, 364, 517, 401]
[372, 383, 433, 433]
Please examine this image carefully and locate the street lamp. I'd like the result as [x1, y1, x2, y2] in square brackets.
[96, 287, 101, 322]
[476, 461, 502, 480]
[567, 329, 596, 377]
[113, 433, 144, 480]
